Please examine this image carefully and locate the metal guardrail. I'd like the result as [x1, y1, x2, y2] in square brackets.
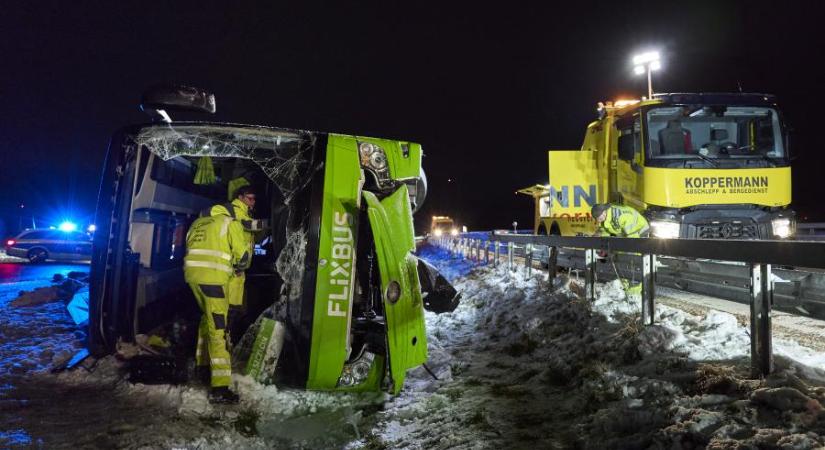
[431, 234, 825, 378]
[797, 223, 825, 241]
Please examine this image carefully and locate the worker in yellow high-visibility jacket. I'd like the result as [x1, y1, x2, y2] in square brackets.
[592, 203, 650, 295]
[208, 185, 261, 310]
[184, 207, 250, 404]
[592, 203, 650, 238]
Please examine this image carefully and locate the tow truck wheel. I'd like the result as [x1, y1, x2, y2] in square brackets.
[27, 248, 48, 263]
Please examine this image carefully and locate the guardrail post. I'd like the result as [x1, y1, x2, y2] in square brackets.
[641, 254, 656, 325]
[484, 240, 490, 264]
[585, 248, 596, 301]
[524, 244, 532, 278]
[474, 239, 480, 262]
[750, 263, 773, 378]
[508, 242, 514, 272]
[547, 245, 558, 289]
[494, 241, 500, 267]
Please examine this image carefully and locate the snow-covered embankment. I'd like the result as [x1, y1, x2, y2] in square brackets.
[353, 244, 825, 449]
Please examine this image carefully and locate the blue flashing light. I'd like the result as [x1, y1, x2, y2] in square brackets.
[87, 224, 97, 233]
[58, 221, 78, 232]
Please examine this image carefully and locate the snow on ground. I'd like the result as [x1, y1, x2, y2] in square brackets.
[6, 245, 825, 449]
[349, 244, 825, 449]
[0, 265, 91, 447]
[0, 250, 26, 263]
[1, 269, 388, 449]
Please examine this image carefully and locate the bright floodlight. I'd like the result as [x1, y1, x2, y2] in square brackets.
[632, 50, 662, 99]
[87, 224, 97, 233]
[632, 51, 660, 65]
[59, 221, 78, 232]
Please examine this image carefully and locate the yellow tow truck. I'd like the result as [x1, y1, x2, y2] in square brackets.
[520, 93, 794, 239]
[430, 216, 458, 237]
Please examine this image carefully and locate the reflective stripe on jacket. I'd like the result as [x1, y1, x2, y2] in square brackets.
[184, 211, 250, 284]
[598, 204, 650, 237]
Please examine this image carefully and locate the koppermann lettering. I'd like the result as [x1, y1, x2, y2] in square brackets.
[684, 176, 768, 189]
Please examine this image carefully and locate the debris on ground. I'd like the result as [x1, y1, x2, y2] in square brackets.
[11, 272, 88, 307]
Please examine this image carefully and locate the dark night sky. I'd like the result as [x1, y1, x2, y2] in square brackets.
[1, 1, 823, 236]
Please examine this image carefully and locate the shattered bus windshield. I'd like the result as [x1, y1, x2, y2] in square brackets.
[132, 124, 317, 202]
[645, 105, 786, 164]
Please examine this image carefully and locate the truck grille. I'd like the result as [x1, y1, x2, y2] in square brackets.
[697, 222, 758, 239]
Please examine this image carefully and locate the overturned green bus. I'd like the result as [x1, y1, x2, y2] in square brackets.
[88, 86, 456, 394]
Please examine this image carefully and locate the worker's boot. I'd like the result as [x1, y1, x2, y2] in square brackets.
[209, 386, 240, 404]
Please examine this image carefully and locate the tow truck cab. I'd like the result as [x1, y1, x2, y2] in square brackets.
[528, 93, 794, 240]
[430, 216, 457, 237]
[88, 87, 432, 393]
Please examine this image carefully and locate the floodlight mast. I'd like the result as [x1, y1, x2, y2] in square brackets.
[632, 51, 661, 98]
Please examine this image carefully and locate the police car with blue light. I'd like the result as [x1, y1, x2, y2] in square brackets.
[5, 223, 93, 263]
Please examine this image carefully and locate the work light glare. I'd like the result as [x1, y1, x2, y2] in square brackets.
[634, 65, 646, 75]
[650, 60, 661, 71]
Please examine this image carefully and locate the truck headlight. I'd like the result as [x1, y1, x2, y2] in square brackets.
[433, 229, 443, 237]
[450, 228, 459, 236]
[650, 220, 680, 239]
[771, 218, 792, 239]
